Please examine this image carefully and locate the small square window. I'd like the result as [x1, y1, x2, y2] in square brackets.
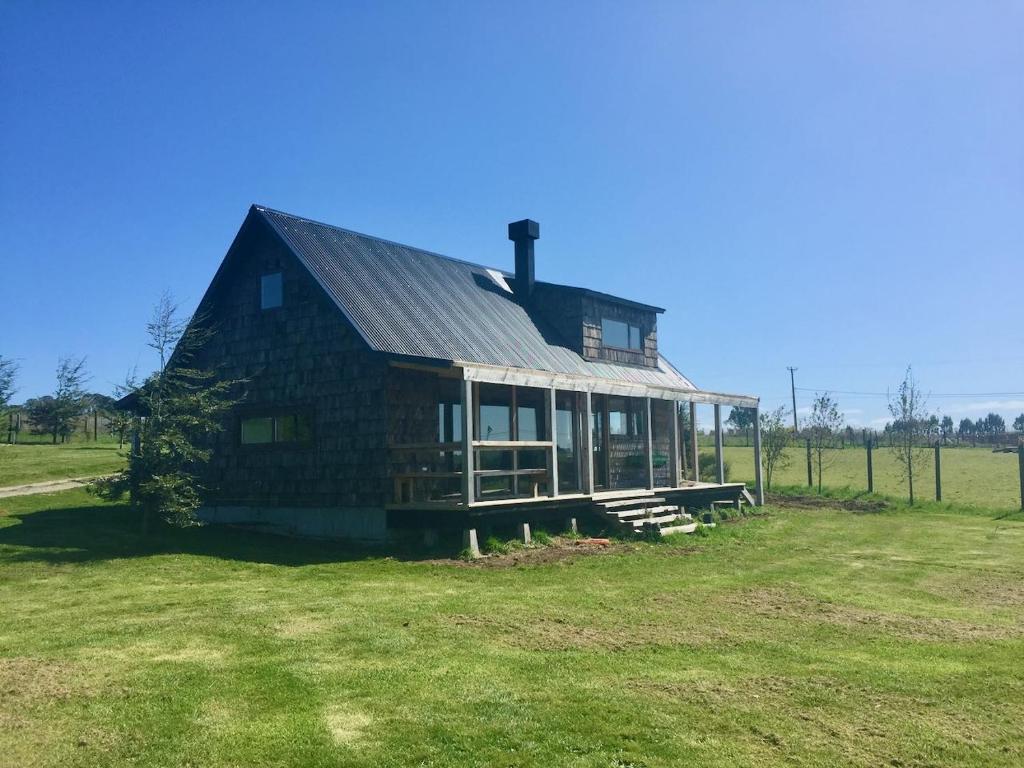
[241, 417, 274, 444]
[601, 317, 642, 350]
[261, 272, 283, 309]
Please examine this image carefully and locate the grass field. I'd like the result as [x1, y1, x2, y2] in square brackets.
[0, 442, 127, 487]
[1, 488, 1022, 767]
[717, 444, 1022, 511]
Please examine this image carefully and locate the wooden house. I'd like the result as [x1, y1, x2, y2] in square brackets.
[182, 206, 763, 542]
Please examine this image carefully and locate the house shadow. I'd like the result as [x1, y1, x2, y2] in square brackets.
[0, 500, 461, 567]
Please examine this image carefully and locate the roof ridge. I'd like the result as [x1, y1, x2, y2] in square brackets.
[253, 204, 512, 276]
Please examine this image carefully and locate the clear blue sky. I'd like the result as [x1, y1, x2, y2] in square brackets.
[2, 1, 1021, 428]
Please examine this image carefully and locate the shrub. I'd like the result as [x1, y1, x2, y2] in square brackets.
[698, 453, 730, 481]
[531, 529, 553, 546]
[483, 536, 511, 555]
[692, 521, 710, 537]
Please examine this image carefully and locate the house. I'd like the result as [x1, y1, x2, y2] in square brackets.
[182, 205, 763, 543]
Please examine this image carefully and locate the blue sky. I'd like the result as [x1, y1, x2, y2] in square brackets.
[2, 1, 1021, 428]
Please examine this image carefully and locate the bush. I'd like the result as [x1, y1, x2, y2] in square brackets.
[698, 453, 730, 482]
[483, 536, 511, 555]
[531, 529, 553, 546]
[692, 521, 710, 537]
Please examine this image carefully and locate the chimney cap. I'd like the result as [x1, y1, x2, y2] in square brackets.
[508, 219, 539, 241]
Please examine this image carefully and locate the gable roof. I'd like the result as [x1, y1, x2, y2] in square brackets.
[250, 205, 748, 401]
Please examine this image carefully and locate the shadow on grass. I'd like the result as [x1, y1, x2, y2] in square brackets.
[0, 500, 460, 566]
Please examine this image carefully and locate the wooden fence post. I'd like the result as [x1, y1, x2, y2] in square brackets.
[1018, 442, 1023, 511]
[866, 437, 874, 493]
[806, 439, 813, 488]
[934, 444, 942, 502]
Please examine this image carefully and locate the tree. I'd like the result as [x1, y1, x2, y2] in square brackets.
[28, 357, 89, 443]
[726, 407, 756, 446]
[1014, 414, 1024, 435]
[958, 418, 974, 446]
[808, 392, 843, 493]
[108, 369, 139, 448]
[887, 366, 931, 505]
[984, 412, 1005, 442]
[939, 415, 953, 445]
[94, 295, 240, 531]
[759, 406, 792, 491]
[0, 355, 17, 443]
[0, 355, 17, 412]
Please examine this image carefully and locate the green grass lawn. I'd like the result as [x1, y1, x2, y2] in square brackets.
[0, 442, 126, 487]
[1, 489, 1022, 767]
[719, 444, 1021, 511]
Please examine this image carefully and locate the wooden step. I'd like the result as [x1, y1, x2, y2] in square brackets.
[658, 522, 698, 536]
[592, 489, 657, 501]
[742, 488, 757, 506]
[603, 504, 680, 519]
[597, 496, 666, 509]
[630, 513, 685, 528]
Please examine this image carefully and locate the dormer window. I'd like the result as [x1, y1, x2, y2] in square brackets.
[261, 272, 283, 309]
[601, 318, 642, 350]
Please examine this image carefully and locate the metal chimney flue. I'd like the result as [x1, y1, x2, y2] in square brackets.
[508, 219, 539, 299]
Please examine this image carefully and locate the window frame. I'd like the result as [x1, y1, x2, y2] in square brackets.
[600, 317, 643, 351]
[238, 409, 314, 448]
[260, 271, 284, 310]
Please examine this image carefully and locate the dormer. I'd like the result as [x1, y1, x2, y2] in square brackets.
[507, 219, 663, 369]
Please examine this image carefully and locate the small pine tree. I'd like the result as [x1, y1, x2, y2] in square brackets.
[94, 295, 240, 531]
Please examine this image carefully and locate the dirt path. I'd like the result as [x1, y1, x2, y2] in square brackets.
[0, 477, 100, 499]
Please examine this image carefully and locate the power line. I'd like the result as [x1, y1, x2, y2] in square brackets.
[794, 387, 1024, 398]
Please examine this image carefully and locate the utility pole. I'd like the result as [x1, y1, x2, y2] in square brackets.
[787, 366, 799, 434]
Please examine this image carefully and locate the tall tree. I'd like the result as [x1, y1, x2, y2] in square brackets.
[1014, 414, 1024, 435]
[0, 355, 17, 443]
[939, 415, 953, 445]
[887, 366, 931, 505]
[31, 357, 90, 443]
[108, 369, 139, 448]
[94, 296, 240, 531]
[759, 406, 792, 491]
[808, 392, 843, 493]
[726, 407, 756, 446]
[957, 418, 974, 446]
[0, 355, 17, 411]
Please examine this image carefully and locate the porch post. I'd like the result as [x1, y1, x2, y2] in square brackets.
[714, 404, 725, 484]
[461, 377, 474, 506]
[645, 397, 655, 489]
[583, 391, 595, 494]
[548, 387, 559, 497]
[669, 400, 681, 487]
[689, 401, 700, 482]
[753, 404, 764, 506]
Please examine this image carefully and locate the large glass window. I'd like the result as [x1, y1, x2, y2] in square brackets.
[261, 272, 283, 309]
[515, 387, 546, 442]
[478, 384, 512, 441]
[556, 391, 580, 492]
[601, 317, 642, 350]
[240, 412, 312, 444]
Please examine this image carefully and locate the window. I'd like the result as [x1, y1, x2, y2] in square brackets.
[601, 317, 642, 350]
[240, 413, 312, 444]
[261, 272, 283, 309]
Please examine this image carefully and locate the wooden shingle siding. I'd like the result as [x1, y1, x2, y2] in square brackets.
[194, 218, 389, 510]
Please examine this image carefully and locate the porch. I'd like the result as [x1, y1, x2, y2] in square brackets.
[385, 361, 763, 523]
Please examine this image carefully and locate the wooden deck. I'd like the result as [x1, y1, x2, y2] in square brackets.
[386, 481, 748, 529]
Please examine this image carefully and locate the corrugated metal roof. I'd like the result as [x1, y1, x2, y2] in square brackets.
[255, 206, 699, 392]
